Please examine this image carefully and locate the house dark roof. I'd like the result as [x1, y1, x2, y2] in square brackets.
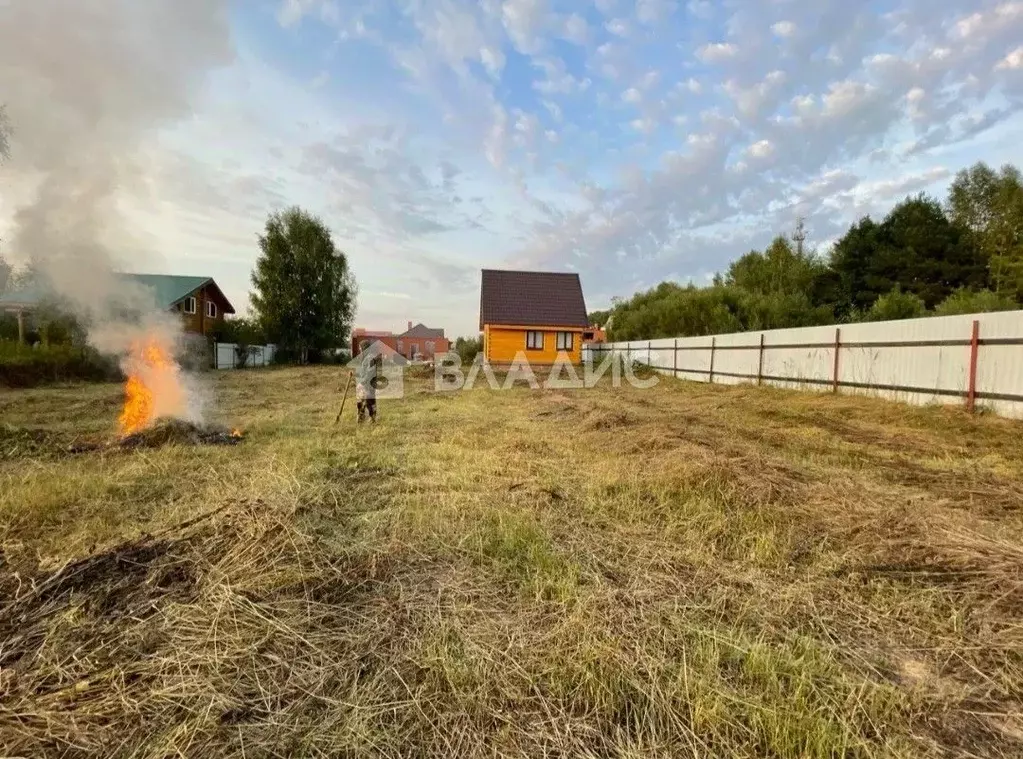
[479, 269, 588, 329]
[401, 323, 445, 338]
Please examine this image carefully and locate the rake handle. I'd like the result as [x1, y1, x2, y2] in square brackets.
[333, 371, 354, 426]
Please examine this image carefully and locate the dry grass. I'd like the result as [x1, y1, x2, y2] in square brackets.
[2, 367, 1023, 757]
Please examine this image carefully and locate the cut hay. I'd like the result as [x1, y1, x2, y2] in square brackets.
[2, 367, 1023, 757]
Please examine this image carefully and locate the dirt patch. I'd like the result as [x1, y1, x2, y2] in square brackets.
[584, 409, 637, 430]
[0, 533, 199, 675]
[533, 405, 577, 420]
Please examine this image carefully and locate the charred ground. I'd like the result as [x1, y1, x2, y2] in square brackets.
[1, 367, 1022, 757]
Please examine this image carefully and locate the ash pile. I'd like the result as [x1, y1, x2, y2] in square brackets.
[118, 419, 244, 449]
[62, 420, 244, 454]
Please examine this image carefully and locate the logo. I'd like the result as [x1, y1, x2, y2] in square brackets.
[433, 351, 658, 392]
[346, 339, 405, 399]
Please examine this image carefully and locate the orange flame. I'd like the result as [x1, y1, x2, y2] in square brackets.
[118, 337, 183, 437]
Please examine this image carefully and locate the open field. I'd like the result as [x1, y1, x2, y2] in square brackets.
[2, 366, 1023, 758]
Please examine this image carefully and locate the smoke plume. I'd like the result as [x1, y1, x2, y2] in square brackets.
[0, 0, 233, 422]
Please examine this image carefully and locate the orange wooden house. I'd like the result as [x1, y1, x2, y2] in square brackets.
[479, 269, 590, 365]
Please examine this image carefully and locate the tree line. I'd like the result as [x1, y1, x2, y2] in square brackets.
[594, 162, 1023, 342]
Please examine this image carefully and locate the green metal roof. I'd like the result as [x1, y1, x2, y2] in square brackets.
[123, 274, 213, 309]
[0, 282, 49, 309]
[0, 274, 235, 313]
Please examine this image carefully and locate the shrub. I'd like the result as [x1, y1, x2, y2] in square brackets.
[0, 341, 120, 388]
[933, 288, 1019, 316]
[864, 287, 927, 322]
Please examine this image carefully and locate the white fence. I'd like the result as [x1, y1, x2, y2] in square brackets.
[213, 342, 277, 370]
[583, 310, 1023, 418]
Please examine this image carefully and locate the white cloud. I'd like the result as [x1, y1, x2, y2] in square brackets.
[533, 55, 591, 94]
[821, 80, 876, 118]
[484, 103, 509, 168]
[501, 0, 551, 54]
[746, 139, 774, 159]
[605, 18, 631, 37]
[622, 87, 643, 104]
[637, 0, 677, 25]
[630, 117, 658, 134]
[771, 20, 796, 37]
[724, 70, 785, 118]
[997, 46, 1023, 70]
[480, 46, 505, 78]
[696, 42, 739, 63]
[954, 2, 1023, 46]
[560, 13, 589, 44]
[638, 70, 660, 90]
[686, 1, 713, 20]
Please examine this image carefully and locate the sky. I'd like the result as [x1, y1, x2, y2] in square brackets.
[2, 0, 1023, 338]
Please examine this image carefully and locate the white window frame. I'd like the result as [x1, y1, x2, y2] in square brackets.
[397, 339, 404, 354]
[556, 331, 573, 351]
[206, 300, 217, 318]
[426, 340, 435, 354]
[526, 331, 544, 350]
[183, 296, 196, 315]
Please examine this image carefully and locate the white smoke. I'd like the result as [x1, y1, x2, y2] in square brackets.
[0, 0, 234, 424]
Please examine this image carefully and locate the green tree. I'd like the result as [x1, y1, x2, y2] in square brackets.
[864, 287, 927, 322]
[831, 197, 988, 313]
[588, 309, 611, 327]
[250, 207, 357, 362]
[453, 336, 481, 364]
[830, 217, 881, 315]
[877, 195, 988, 308]
[948, 162, 1023, 301]
[724, 235, 825, 296]
[933, 288, 1018, 316]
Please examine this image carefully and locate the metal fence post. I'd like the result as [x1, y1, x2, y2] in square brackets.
[832, 328, 841, 393]
[673, 338, 678, 376]
[757, 333, 765, 386]
[708, 337, 716, 384]
[967, 319, 980, 413]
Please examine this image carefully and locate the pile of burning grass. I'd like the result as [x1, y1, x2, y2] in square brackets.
[116, 419, 243, 449]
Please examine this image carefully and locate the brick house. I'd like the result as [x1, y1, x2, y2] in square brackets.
[351, 321, 450, 361]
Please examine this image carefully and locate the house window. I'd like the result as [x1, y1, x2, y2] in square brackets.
[206, 300, 217, 318]
[426, 340, 435, 354]
[183, 297, 196, 315]
[556, 332, 574, 351]
[526, 331, 544, 350]
[397, 340, 404, 355]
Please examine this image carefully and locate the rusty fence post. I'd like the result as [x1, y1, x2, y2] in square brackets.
[832, 327, 841, 393]
[757, 333, 765, 386]
[967, 319, 980, 413]
[708, 336, 716, 385]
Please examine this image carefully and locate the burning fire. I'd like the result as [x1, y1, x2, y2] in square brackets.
[118, 336, 186, 437]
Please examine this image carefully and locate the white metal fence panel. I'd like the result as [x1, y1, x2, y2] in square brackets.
[585, 310, 1023, 418]
[213, 342, 277, 370]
